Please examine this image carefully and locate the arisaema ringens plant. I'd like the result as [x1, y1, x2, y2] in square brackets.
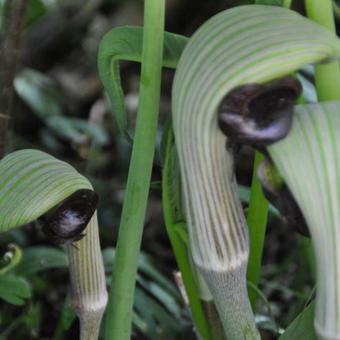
[0, 149, 107, 340]
[98, 0, 340, 339]
[172, 2, 340, 340]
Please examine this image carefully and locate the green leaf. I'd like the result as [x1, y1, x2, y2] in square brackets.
[0, 274, 31, 305]
[0, 149, 92, 232]
[14, 69, 109, 145]
[138, 253, 181, 300]
[136, 274, 182, 319]
[279, 302, 316, 340]
[47, 116, 109, 146]
[15, 246, 68, 275]
[14, 69, 108, 145]
[103, 247, 188, 338]
[98, 26, 188, 139]
[103, 247, 180, 299]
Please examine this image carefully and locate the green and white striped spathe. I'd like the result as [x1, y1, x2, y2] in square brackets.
[0, 149, 91, 231]
[269, 103, 340, 340]
[0, 149, 107, 338]
[172, 5, 340, 339]
[173, 4, 340, 272]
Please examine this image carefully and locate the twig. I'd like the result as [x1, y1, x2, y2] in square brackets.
[0, 0, 27, 156]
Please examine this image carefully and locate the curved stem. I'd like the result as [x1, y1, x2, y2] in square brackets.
[104, 1, 165, 339]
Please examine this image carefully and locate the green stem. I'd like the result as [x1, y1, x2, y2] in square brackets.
[246, 152, 269, 310]
[305, 0, 340, 101]
[104, 1, 165, 339]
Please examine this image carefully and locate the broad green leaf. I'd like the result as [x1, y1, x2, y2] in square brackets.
[0, 274, 31, 305]
[15, 246, 68, 275]
[0, 149, 92, 232]
[279, 302, 316, 340]
[98, 26, 188, 139]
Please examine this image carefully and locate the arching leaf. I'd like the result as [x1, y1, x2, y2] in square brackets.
[98, 26, 188, 139]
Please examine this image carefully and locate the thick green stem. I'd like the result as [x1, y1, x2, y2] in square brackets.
[104, 1, 165, 339]
[246, 152, 269, 310]
[305, 0, 340, 101]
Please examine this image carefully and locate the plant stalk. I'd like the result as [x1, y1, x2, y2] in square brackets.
[246, 152, 269, 310]
[305, 0, 340, 101]
[104, 0, 165, 339]
[68, 213, 108, 340]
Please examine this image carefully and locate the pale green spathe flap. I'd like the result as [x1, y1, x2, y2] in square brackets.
[0, 149, 92, 232]
[269, 102, 340, 339]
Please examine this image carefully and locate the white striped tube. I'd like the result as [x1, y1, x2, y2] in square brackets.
[68, 212, 108, 340]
